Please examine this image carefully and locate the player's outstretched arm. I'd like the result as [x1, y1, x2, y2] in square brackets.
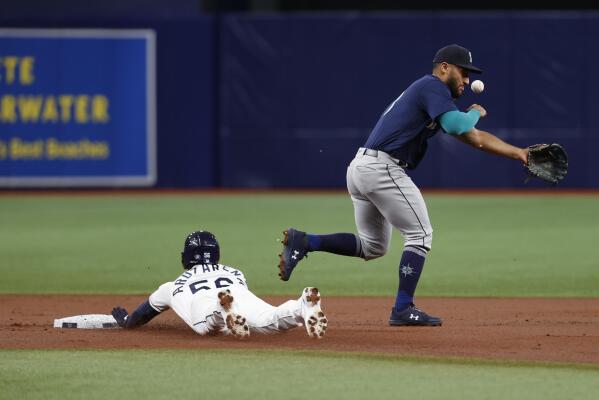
[455, 128, 529, 165]
[111, 300, 161, 329]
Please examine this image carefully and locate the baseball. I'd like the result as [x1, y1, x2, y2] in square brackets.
[471, 80, 484, 94]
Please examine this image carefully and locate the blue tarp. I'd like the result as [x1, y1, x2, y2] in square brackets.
[219, 13, 595, 188]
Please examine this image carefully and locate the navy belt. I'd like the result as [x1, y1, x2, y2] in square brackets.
[362, 148, 408, 168]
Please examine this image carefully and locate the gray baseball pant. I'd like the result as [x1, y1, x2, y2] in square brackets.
[346, 148, 433, 260]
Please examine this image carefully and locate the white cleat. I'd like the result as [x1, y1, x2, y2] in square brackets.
[218, 290, 250, 339]
[300, 287, 327, 339]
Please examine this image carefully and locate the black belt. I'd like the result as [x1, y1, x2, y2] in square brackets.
[362, 148, 408, 168]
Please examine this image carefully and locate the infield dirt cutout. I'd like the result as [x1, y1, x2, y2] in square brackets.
[2, 295, 598, 364]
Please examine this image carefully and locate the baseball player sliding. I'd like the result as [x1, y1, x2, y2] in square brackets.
[279, 44, 534, 327]
[112, 230, 327, 338]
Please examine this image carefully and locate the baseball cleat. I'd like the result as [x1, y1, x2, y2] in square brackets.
[218, 290, 250, 338]
[388, 303, 442, 327]
[278, 228, 308, 281]
[300, 287, 327, 339]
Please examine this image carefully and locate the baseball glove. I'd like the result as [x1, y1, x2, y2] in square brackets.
[525, 143, 568, 184]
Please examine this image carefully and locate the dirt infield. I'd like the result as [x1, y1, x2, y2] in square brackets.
[2, 295, 598, 364]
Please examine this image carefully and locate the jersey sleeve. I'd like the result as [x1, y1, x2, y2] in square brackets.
[148, 282, 173, 312]
[438, 109, 481, 135]
[420, 81, 458, 120]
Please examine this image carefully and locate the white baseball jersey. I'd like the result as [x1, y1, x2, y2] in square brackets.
[148, 263, 305, 335]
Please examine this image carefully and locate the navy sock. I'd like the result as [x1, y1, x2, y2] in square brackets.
[306, 233, 359, 257]
[394, 248, 426, 311]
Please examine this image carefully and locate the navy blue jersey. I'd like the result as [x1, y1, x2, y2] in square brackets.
[364, 75, 457, 169]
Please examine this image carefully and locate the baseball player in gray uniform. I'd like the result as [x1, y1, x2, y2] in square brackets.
[112, 230, 327, 338]
[278, 44, 529, 327]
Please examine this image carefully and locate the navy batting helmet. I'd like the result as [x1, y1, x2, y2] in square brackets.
[181, 231, 220, 269]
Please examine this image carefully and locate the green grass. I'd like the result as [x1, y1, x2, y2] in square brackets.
[1, 349, 598, 400]
[0, 193, 597, 297]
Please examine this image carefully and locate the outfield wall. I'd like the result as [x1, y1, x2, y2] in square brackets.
[0, 10, 595, 188]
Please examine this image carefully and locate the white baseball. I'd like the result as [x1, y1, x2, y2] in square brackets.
[471, 80, 484, 94]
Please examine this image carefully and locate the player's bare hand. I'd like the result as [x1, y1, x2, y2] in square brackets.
[467, 104, 487, 118]
[111, 306, 129, 328]
[520, 147, 530, 166]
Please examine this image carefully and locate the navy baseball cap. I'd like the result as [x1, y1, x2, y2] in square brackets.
[433, 44, 482, 73]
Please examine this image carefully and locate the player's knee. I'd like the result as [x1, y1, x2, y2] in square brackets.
[360, 239, 388, 260]
[191, 324, 210, 336]
[405, 230, 433, 251]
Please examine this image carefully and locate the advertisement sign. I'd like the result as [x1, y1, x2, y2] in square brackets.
[0, 29, 156, 186]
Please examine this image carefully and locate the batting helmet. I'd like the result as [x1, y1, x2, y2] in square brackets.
[181, 231, 220, 269]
